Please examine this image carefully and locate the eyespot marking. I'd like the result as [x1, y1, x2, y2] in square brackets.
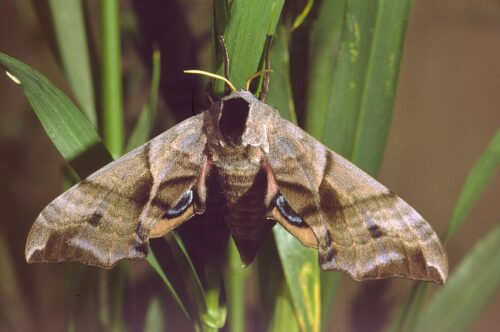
[274, 194, 307, 228]
[164, 190, 194, 218]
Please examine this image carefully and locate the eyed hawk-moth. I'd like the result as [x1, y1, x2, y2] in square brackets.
[25, 83, 448, 283]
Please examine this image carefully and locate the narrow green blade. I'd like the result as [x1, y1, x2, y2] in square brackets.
[305, 0, 347, 139]
[126, 48, 161, 152]
[0, 52, 112, 177]
[268, 283, 300, 332]
[143, 296, 165, 332]
[47, 0, 97, 125]
[415, 225, 500, 332]
[306, 0, 413, 177]
[146, 249, 190, 320]
[214, 0, 285, 92]
[305, 1, 413, 330]
[274, 229, 320, 332]
[266, 25, 296, 122]
[444, 129, 500, 242]
[0, 52, 191, 323]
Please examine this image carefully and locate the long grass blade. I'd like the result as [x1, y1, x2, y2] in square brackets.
[268, 284, 300, 332]
[0, 52, 112, 176]
[444, 129, 500, 242]
[0, 52, 191, 325]
[47, 0, 97, 125]
[414, 225, 500, 332]
[306, 1, 413, 330]
[126, 48, 161, 152]
[389, 128, 500, 332]
[144, 296, 165, 332]
[146, 249, 191, 320]
[214, 0, 285, 92]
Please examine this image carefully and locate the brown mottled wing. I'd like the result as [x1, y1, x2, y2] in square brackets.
[267, 116, 448, 283]
[26, 114, 207, 268]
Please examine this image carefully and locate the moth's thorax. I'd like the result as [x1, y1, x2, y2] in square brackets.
[205, 90, 277, 158]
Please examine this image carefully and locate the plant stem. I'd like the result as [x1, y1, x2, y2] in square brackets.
[101, 0, 124, 157]
[100, 2, 125, 330]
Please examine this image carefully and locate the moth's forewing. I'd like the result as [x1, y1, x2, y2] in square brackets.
[266, 115, 448, 284]
[25, 114, 207, 268]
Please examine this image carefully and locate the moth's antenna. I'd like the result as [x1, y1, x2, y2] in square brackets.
[245, 69, 273, 92]
[218, 35, 231, 95]
[184, 70, 237, 93]
[260, 35, 273, 102]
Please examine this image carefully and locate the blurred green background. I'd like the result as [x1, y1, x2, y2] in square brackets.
[0, 0, 498, 331]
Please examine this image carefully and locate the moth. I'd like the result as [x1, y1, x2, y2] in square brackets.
[25, 44, 448, 284]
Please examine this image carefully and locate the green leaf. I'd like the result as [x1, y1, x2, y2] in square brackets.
[444, 129, 500, 242]
[266, 24, 296, 122]
[146, 249, 191, 320]
[306, 0, 413, 177]
[0, 52, 112, 177]
[386, 282, 430, 332]
[414, 225, 500, 332]
[144, 296, 165, 332]
[47, 0, 97, 125]
[0, 52, 191, 326]
[268, 284, 300, 332]
[305, 0, 347, 138]
[389, 129, 500, 332]
[274, 228, 321, 332]
[305, 1, 413, 329]
[0, 232, 28, 330]
[126, 48, 161, 152]
[214, 0, 285, 92]
[225, 239, 251, 332]
[319, 271, 342, 332]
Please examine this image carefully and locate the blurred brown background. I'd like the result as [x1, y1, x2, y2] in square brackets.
[0, 0, 498, 331]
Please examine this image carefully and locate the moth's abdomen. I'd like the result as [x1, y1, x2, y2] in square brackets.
[213, 162, 274, 265]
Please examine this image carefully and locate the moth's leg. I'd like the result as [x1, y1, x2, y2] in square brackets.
[149, 157, 213, 238]
[217, 35, 231, 95]
[259, 35, 273, 102]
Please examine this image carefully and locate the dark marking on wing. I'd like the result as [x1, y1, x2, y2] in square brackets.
[151, 196, 170, 211]
[323, 229, 333, 247]
[274, 193, 307, 228]
[131, 144, 154, 207]
[277, 180, 312, 196]
[134, 242, 148, 256]
[367, 223, 384, 239]
[164, 189, 194, 218]
[412, 248, 428, 275]
[79, 179, 112, 193]
[157, 175, 197, 192]
[319, 247, 336, 265]
[131, 176, 153, 207]
[135, 219, 146, 240]
[88, 210, 103, 227]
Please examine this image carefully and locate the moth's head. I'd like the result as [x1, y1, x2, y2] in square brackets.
[215, 90, 272, 152]
[183, 69, 274, 152]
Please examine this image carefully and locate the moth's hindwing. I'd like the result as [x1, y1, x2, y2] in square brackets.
[25, 114, 207, 268]
[267, 115, 448, 284]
